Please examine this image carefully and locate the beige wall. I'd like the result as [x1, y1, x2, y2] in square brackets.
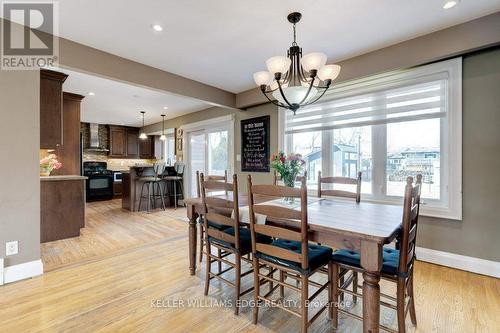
[0, 70, 40, 267]
[418, 47, 500, 261]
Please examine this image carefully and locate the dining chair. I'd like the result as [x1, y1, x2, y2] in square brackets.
[273, 170, 308, 186]
[330, 175, 422, 333]
[317, 171, 362, 203]
[197, 170, 229, 266]
[201, 173, 271, 315]
[247, 175, 333, 333]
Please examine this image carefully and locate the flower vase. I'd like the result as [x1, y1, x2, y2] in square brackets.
[282, 175, 296, 203]
[40, 166, 51, 176]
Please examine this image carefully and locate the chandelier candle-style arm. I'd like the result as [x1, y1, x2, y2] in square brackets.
[253, 11, 341, 115]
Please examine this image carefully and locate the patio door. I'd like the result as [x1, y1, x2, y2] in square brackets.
[185, 117, 233, 197]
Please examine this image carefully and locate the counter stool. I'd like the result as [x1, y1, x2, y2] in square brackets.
[137, 163, 167, 213]
[163, 162, 185, 209]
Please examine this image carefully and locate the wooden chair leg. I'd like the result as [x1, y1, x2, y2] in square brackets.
[252, 256, 260, 325]
[217, 249, 222, 273]
[397, 277, 406, 333]
[301, 274, 309, 333]
[331, 263, 339, 329]
[198, 223, 204, 263]
[279, 270, 285, 298]
[234, 254, 241, 315]
[352, 272, 358, 304]
[339, 274, 344, 302]
[408, 274, 417, 326]
[204, 241, 211, 296]
[327, 262, 333, 320]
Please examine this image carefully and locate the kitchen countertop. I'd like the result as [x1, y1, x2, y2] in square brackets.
[40, 175, 88, 181]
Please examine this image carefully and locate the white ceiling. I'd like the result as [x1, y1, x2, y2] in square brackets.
[50, 0, 500, 93]
[58, 68, 210, 127]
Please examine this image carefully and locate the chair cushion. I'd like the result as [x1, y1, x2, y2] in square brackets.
[258, 239, 333, 274]
[206, 220, 231, 231]
[331, 247, 400, 275]
[208, 227, 272, 254]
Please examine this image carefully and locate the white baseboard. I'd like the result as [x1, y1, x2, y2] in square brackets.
[3, 259, 44, 284]
[416, 247, 500, 278]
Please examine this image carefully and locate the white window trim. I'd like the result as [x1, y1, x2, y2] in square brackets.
[279, 58, 462, 220]
[182, 115, 235, 196]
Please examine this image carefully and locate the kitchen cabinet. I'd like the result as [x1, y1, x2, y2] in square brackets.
[40, 69, 68, 148]
[126, 128, 139, 158]
[140, 135, 163, 159]
[108, 125, 139, 158]
[52, 92, 85, 176]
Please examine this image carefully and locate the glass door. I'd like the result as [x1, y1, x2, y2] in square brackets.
[207, 130, 229, 177]
[189, 131, 206, 196]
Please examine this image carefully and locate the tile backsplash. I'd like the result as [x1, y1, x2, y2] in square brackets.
[83, 152, 155, 171]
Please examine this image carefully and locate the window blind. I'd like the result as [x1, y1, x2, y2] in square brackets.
[284, 71, 448, 134]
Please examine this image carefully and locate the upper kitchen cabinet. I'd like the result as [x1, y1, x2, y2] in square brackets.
[40, 69, 68, 148]
[108, 125, 127, 157]
[140, 135, 163, 159]
[108, 126, 139, 158]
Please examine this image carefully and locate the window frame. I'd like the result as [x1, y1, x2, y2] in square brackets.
[280, 58, 462, 220]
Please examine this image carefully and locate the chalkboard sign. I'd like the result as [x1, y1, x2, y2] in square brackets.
[241, 116, 270, 172]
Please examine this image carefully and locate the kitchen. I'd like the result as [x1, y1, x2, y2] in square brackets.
[39, 67, 209, 271]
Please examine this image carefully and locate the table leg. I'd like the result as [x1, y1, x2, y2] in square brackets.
[187, 204, 198, 275]
[360, 240, 383, 333]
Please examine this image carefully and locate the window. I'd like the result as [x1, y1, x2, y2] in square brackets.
[281, 58, 462, 219]
[164, 135, 175, 165]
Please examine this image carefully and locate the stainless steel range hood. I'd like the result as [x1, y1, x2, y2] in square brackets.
[84, 123, 109, 152]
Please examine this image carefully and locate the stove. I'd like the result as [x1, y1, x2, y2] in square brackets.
[83, 162, 114, 201]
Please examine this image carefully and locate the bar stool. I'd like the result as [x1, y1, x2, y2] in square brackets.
[137, 162, 167, 213]
[162, 162, 185, 209]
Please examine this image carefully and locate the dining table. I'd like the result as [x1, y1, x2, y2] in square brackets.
[184, 194, 404, 333]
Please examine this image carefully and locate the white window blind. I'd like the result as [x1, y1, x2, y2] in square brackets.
[285, 72, 448, 134]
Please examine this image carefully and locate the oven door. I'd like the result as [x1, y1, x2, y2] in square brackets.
[86, 175, 114, 201]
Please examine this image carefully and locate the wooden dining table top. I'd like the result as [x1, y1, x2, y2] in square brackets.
[184, 194, 404, 245]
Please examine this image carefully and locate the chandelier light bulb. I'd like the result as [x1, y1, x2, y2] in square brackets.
[301, 52, 327, 72]
[266, 56, 291, 76]
[253, 71, 273, 86]
[318, 64, 341, 81]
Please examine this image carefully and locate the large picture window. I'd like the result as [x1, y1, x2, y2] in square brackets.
[281, 58, 462, 219]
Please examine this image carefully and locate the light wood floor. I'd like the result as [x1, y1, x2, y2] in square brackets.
[3, 200, 498, 332]
[41, 199, 188, 272]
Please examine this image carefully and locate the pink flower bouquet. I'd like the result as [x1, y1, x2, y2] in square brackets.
[40, 154, 63, 176]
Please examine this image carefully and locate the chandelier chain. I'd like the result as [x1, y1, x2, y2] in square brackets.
[292, 23, 297, 46]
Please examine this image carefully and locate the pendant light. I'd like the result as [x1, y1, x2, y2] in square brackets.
[139, 111, 148, 140]
[159, 114, 167, 141]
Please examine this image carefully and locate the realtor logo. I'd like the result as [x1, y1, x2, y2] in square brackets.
[1, 1, 59, 70]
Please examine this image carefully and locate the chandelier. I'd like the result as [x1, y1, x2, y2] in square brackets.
[253, 12, 341, 115]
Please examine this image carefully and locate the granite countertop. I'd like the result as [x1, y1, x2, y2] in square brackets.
[40, 175, 88, 181]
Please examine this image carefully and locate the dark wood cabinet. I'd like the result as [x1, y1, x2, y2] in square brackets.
[108, 126, 139, 158]
[126, 128, 139, 158]
[140, 135, 163, 159]
[52, 92, 85, 176]
[40, 69, 68, 148]
[108, 126, 127, 157]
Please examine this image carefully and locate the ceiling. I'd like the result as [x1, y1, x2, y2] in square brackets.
[58, 68, 210, 127]
[49, 0, 500, 93]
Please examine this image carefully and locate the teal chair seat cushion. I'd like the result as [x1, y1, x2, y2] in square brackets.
[208, 227, 272, 253]
[206, 220, 231, 231]
[258, 239, 333, 274]
[331, 247, 400, 275]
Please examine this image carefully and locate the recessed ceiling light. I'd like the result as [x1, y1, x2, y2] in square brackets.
[443, 0, 459, 9]
[88, 92, 95, 96]
[163, 106, 168, 110]
[151, 24, 163, 32]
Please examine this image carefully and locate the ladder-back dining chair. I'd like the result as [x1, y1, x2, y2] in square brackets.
[247, 175, 333, 333]
[330, 175, 422, 333]
[201, 173, 271, 315]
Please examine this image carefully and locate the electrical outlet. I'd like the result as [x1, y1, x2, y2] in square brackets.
[5, 241, 18, 256]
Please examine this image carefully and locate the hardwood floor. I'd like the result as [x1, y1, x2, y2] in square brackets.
[3, 200, 498, 332]
[41, 199, 188, 272]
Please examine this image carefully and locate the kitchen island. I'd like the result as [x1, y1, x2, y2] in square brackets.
[40, 175, 87, 242]
[122, 166, 178, 211]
